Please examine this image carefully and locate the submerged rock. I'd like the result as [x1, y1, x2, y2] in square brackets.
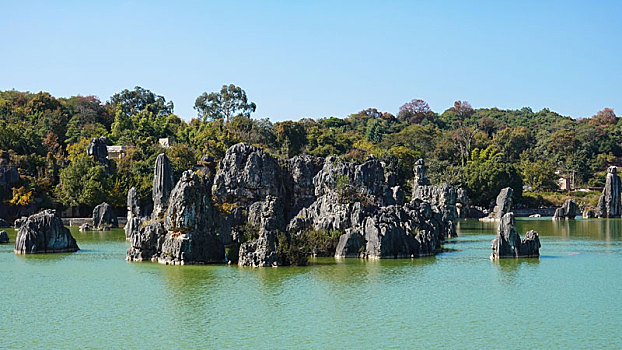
[490, 212, 540, 259]
[582, 209, 596, 219]
[92, 202, 117, 230]
[14, 210, 79, 254]
[596, 166, 621, 218]
[552, 199, 578, 220]
[152, 153, 174, 219]
[0, 230, 8, 243]
[79, 223, 92, 232]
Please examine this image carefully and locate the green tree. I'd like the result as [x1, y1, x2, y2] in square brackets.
[194, 84, 256, 122]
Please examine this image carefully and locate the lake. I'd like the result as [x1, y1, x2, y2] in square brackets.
[1, 218, 621, 348]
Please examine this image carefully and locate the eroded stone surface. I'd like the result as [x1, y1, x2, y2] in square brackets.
[596, 166, 621, 218]
[490, 212, 540, 259]
[14, 210, 79, 254]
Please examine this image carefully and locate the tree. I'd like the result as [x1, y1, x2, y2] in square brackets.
[452, 100, 474, 119]
[591, 108, 617, 126]
[194, 84, 256, 122]
[275, 121, 306, 157]
[109, 86, 173, 117]
[465, 145, 523, 206]
[398, 99, 434, 124]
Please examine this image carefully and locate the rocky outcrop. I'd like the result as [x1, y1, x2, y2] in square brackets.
[79, 223, 92, 232]
[490, 212, 540, 259]
[128, 143, 458, 266]
[92, 202, 117, 230]
[411, 159, 468, 236]
[481, 187, 513, 221]
[157, 231, 225, 265]
[552, 199, 577, 220]
[582, 209, 596, 219]
[127, 221, 165, 262]
[335, 200, 445, 259]
[124, 187, 141, 239]
[86, 136, 109, 164]
[14, 210, 79, 254]
[596, 166, 622, 218]
[128, 169, 224, 265]
[0, 230, 8, 243]
[238, 231, 279, 267]
[14, 217, 27, 228]
[152, 153, 174, 219]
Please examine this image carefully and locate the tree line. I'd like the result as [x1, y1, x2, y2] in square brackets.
[0, 85, 619, 216]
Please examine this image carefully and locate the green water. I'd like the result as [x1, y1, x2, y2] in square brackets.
[1, 218, 622, 349]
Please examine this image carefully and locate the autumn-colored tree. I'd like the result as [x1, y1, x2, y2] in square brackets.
[398, 99, 434, 124]
[591, 108, 617, 126]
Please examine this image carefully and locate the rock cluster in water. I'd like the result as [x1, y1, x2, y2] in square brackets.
[92, 202, 117, 230]
[481, 187, 513, 221]
[14, 210, 79, 254]
[552, 199, 577, 220]
[411, 158, 468, 236]
[490, 212, 540, 259]
[126, 144, 459, 266]
[0, 230, 8, 243]
[596, 166, 621, 218]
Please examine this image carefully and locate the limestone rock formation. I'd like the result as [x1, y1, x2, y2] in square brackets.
[127, 222, 165, 262]
[335, 201, 445, 259]
[152, 153, 174, 219]
[14, 217, 27, 228]
[14, 210, 79, 254]
[128, 143, 458, 266]
[411, 159, 468, 236]
[238, 231, 279, 267]
[124, 187, 141, 239]
[582, 209, 596, 219]
[86, 136, 109, 164]
[552, 199, 578, 220]
[79, 223, 92, 232]
[483, 187, 513, 221]
[596, 166, 622, 218]
[490, 212, 540, 259]
[158, 231, 225, 265]
[0, 230, 8, 243]
[92, 202, 117, 230]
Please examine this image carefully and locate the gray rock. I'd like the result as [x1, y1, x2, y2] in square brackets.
[127, 221, 166, 262]
[92, 202, 117, 230]
[490, 212, 540, 259]
[14, 217, 27, 228]
[596, 166, 622, 218]
[334, 230, 366, 258]
[79, 223, 92, 232]
[86, 136, 109, 163]
[158, 231, 225, 265]
[212, 143, 283, 208]
[164, 170, 213, 232]
[152, 153, 174, 219]
[0, 230, 8, 243]
[552, 199, 578, 220]
[125, 187, 141, 239]
[413, 159, 430, 186]
[238, 231, 279, 267]
[492, 187, 513, 220]
[582, 209, 596, 219]
[14, 210, 79, 254]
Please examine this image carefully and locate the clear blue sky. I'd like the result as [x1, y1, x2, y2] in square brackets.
[1, 0, 621, 121]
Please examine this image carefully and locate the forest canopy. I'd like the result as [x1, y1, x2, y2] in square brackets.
[0, 85, 619, 216]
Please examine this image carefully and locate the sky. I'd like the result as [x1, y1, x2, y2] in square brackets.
[1, 0, 621, 121]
